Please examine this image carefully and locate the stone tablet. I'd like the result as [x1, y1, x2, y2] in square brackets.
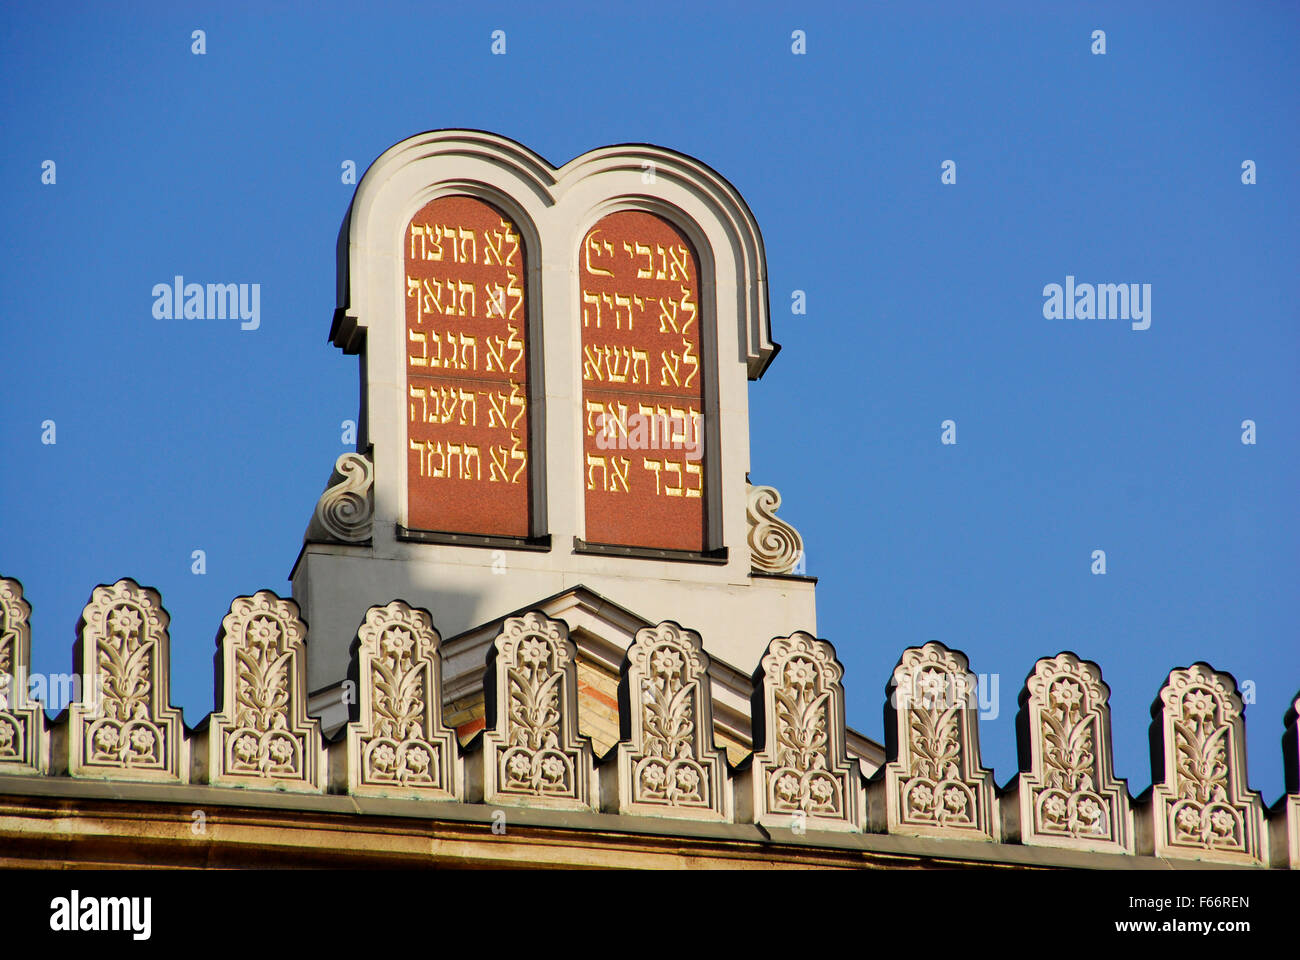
[405, 196, 530, 537]
[580, 211, 704, 551]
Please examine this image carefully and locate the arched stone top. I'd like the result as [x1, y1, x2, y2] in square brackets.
[334, 129, 775, 378]
[746, 632, 863, 831]
[69, 578, 188, 782]
[1148, 662, 1267, 864]
[1013, 651, 1134, 854]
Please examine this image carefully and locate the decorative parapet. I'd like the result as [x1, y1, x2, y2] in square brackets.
[305, 452, 374, 544]
[0, 578, 45, 775]
[1011, 652, 1134, 853]
[746, 484, 803, 575]
[1148, 663, 1267, 865]
[876, 642, 999, 841]
[608, 621, 732, 820]
[744, 632, 863, 831]
[343, 601, 461, 799]
[68, 579, 187, 782]
[1276, 693, 1300, 869]
[205, 591, 324, 792]
[474, 612, 598, 810]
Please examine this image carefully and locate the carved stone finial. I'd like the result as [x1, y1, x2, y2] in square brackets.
[306, 452, 374, 544]
[745, 632, 863, 831]
[877, 642, 999, 840]
[1148, 663, 1267, 864]
[475, 612, 598, 809]
[206, 591, 324, 791]
[609, 621, 732, 820]
[0, 577, 45, 775]
[746, 484, 803, 575]
[69, 579, 188, 782]
[345, 601, 461, 799]
[1013, 652, 1134, 853]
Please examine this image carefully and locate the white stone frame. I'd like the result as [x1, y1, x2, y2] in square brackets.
[333, 130, 775, 562]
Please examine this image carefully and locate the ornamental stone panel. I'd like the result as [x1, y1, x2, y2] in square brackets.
[204, 591, 324, 792]
[607, 620, 732, 820]
[1147, 663, 1267, 865]
[874, 642, 999, 841]
[342, 601, 461, 799]
[743, 632, 863, 832]
[68, 579, 188, 782]
[472, 611, 598, 810]
[1009, 652, 1134, 854]
[1276, 693, 1300, 869]
[0, 578, 45, 775]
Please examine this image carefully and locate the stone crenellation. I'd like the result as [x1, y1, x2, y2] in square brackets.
[1, 575, 1296, 868]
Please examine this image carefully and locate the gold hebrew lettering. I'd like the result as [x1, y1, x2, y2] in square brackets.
[457, 227, 476, 264]
[658, 296, 679, 334]
[489, 444, 509, 482]
[459, 333, 477, 371]
[609, 456, 630, 493]
[457, 281, 475, 318]
[408, 330, 429, 367]
[583, 344, 605, 381]
[445, 442, 462, 479]
[462, 443, 481, 480]
[677, 286, 697, 336]
[486, 390, 508, 428]
[685, 461, 702, 498]
[681, 337, 699, 388]
[613, 293, 632, 329]
[668, 244, 690, 282]
[507, 381, 526, 429]
[643, 458, 663, 495]
[582, 291, 602, 328]
[458, 389, 476, 426]
[664, 460, 683, 496]
[409, 385, 428, 423]
[585, 232, 614, 277]
[509, 433, 526, 483]
[586, 454, 607, 491]
[631, 347, 649, 384]
[486, 335, 507, 373]
[660, 349, 681, 386]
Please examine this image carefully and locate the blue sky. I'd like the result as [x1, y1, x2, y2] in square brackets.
[2, 1, 1296, 801]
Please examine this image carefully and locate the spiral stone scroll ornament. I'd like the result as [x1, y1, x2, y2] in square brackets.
[746, 484, 803, 574]
[307, 453, 374, 543]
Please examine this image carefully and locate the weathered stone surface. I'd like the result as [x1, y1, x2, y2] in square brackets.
[1008, 652, 1134, 854]
[608, 621, 732, 820]
[67, 579, 188, 783]
[204, 591, 324, 792]
[874, 642, 998, 841]
[742, 632, 863, 831]
[472, 612, 598, 810]
[1146, 663, 1267, 865]
[342, 601, 461, 800]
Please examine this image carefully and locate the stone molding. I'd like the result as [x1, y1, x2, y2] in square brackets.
[0, 578, 45, 775]
[609, 620, 732, 820]
[746, 483, 804, 575]
[473, 611, 598, 810]
[205, 591, 324, 792]
[305, 452, 374, 544]
[342, 600, 461, 800]
[744, 632, 863, 831]
[877, 642, 999, 841]
[1010, 652, 1134, 854]
[1148, 663, 1268, 865]
[68, 579, 188, 782]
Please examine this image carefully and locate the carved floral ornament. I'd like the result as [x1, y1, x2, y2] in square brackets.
[749, 632, 863, 830]
[1150, 663, 1266, 864]
[0, 577, 43, 773]
[209, 591, 322, 791]
[69, 579, 187, 781]
[1016, 653, 1133, 853]
[479, 612, 597, 809]
[614, 621, 731, 820]
[347, 600, 460, 799]
[882, 642, 998, 840]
